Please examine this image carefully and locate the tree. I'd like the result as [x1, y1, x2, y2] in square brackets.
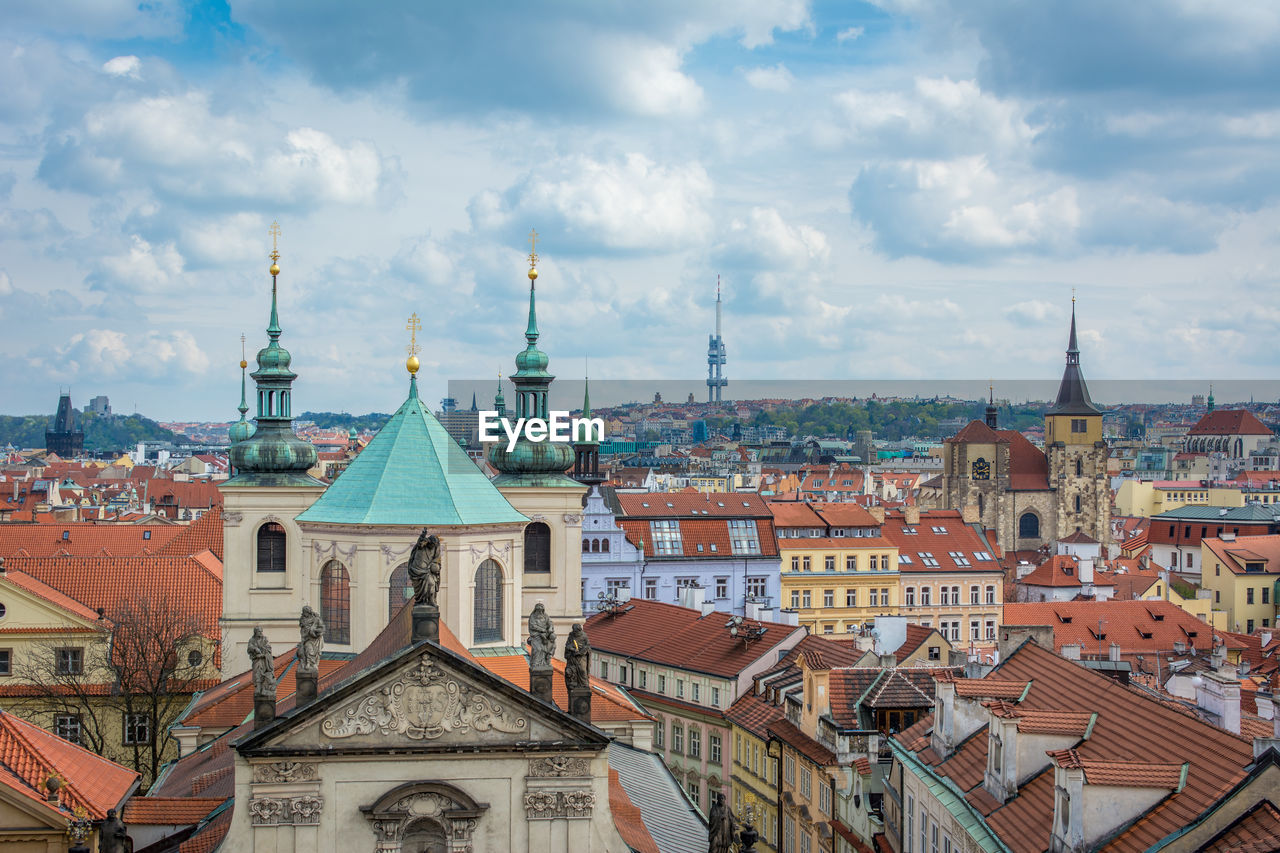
[13, 591, 214, 786]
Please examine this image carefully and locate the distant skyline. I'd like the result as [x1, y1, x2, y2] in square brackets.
[4, 1, 1280, 420]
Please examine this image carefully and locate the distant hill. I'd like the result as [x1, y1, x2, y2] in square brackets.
[299, 411, 392, 432]
[729, 399, 1048, 442]
[0, 412, 179, 453]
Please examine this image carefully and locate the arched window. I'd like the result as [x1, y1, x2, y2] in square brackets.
[321, 560, 350, 644]
[591, 539, 600, 553]
[474, 560, 503, 644]
[1075, 458, 1083, 477]
[256, 522, 286, 572]
[601, 538, 610, 553]
[1019, 512, 1040, 539]
[389, 563, 410, 621]
[1074, 495, 1082, 513]
[582, 539, 590, 553]
[524, 522, 551, 574]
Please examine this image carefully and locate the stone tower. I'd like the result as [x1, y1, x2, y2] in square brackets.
[1043, 303, 1110, 544]
[219, 232, 326, 674]
[45, 392, 84, 458]
[486, 236, 586, 637]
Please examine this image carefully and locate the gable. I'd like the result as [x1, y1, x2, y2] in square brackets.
[239, 642, 608, 755]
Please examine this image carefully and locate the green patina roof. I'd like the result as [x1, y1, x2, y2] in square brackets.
[296, 377, 527, 526]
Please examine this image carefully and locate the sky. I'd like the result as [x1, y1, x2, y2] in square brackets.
[3, 0, 1280, 420]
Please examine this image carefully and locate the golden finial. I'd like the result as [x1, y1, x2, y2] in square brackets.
[1071, 286, 1076, 305]
[405, 313, 422, 376]
[527, 228, 539, 281]
[240, 333, 247, 369]
[268, 220, 281, 276]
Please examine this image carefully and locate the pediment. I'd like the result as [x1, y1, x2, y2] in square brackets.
[238, 641, 607, 755]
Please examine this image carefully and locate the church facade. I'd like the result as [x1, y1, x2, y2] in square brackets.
[938, 307, 1111, 555]
[219, 246, 586, 675]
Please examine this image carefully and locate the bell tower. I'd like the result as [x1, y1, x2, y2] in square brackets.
[1044, 300, 1109, 544]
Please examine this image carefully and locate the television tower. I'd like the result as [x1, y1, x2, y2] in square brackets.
[706, 276, 727, 403]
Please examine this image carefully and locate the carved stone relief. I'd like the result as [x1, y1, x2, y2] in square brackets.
[524, 789, 596, 820]
[322, 655, 528, 741]
[528, 755, 590, 778]
[382, 543, 413, 565]
[252, 761, 318, 783]
[249, 795, 323, 825]
[467, 541, 511, 561]
[222, 512, 242, 526]
[562, 514, 582, 525]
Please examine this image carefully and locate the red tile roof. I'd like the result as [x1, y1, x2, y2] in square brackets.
[999, 429, 1050, 491]
[0, 709, 138, 819]
[156, 508, 224, 560]
[1188, 410, 1272, 436]
[585, 599, 804, 679]
[1203, 535, 1280, 576]
[3, 554, 222, 644]
[946, 420, 1005, 445]
[881, 510, 999, 573]
[768, 501, 825, 528]
[124, 796, 225, 825]
[609, 769, 660, 853]
[1047, 749, 1185, 788]
[725, 691, 784, 740]
[618, 492, 771, 518]
[903, 641, 1256, 853]
[768, 718, 837, 766]
[1004, 599, 1213, 657]
[1018, 554, 1084, 588]
[0, 522, 181, 558]
[813, 503, 879, 528]
[1199, 799, 1280, 852]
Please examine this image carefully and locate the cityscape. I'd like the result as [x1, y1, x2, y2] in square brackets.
[3, 3, 1280, 853]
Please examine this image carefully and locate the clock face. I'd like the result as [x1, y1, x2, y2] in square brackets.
[972, 458, 991, 480]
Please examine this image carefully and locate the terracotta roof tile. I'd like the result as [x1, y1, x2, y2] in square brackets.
[1003, 599, 1211, 656]
[609, 768, 660, 853]
[178, 805, 231, 853]
[1188, 410, 1272, 436]
[0, 709, 138, 819]
[1198, 799, 1280, 853]
[124, 796, 225, 825]
[768, 718, 836, 766]
[1048, 749, 1185, 788]
[585, 599, 803, 679]
[1019, 554, 1085, 588]
[0, 522, 182, 558]
[725, 691, 785, 740]
[880, 510, 1000, 573]
[946, 420, 1006, 445]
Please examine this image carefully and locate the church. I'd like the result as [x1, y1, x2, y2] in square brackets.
[151, 238, 703, 852]
[219, 242, 586, 673]
[936, 305, 1111, 556]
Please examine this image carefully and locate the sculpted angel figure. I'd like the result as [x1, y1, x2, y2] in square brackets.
[248, 627, 275, 701]
[408, 530, 442, 607]
[527, 603, 556, 668]
[297, 605, 324, 676]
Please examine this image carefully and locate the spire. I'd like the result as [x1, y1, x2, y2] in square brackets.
[267, 220, 282, 339]
[494, 371, 505, 417]
[1207, 384, 1215, 413]
[582, 372, 592, 420]
[229, 333, 256, 445]
[470, 391, 478, 411]
[525, 228, 540, 344]
[406, 312, 422, 398]
[985, 383, 998, 429]
[1046, 298, 1101, 417]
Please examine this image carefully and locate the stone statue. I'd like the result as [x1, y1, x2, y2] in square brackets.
[297, 605, 324, 676]
[527, 603, 556, 668]
[248, 627, 275, 701]
[99, 808, 129, 853]
[708, 792, 738, 853]
[407, 530, 442, 607]
[564, 623, 590, 690]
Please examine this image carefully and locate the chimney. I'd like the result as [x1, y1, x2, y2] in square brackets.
[999, 625, 1053, 661]
[1079, 556, 1094, 586]
[878, 653, 897, 669]
[1061, 644, 1081, 660]
[903, 506, 920, 526]
[1108, 643, 1121, 663]
[867, 505, 885, 524]
[701, 600, 715, 617]
[1196, 672, 1241, 734]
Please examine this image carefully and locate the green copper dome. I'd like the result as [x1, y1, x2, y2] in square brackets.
[225, 264, 322, 488]
[487, 269, 579, 488]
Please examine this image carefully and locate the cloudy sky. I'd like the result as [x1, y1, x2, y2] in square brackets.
[3, 0, 1280, 420]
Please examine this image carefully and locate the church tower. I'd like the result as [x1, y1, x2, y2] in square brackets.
[1043, 301, 1110, 543]
[571, 376, 605, 487]
[219, 226, 326, 673]
[487, 234, 586, 634]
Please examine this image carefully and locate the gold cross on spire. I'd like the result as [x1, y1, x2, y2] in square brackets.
[269, 221, 281, 262]
[406, 313, 422, 357]
[240, 333, 247, 369]
[528, 228, 539, 268]
[405, 313, 422, 377]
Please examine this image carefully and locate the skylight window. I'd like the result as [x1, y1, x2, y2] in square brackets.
[918, 552, 939, 568]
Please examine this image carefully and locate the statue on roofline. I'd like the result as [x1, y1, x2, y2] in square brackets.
[297, 605, 323, 676]
[528, 603, 556, 668]
[407, 529, 442, 607]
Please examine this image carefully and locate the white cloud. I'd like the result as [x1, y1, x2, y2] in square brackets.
[101, 55, 140, 79]
[0, 270, 11, 295]
[48, 328, 209, 380]
[40, 92, 390, 206]
[180, 213, 269, 267]
[837, 25, 865, 42]
[1004, 299, 1061, 325]
[743, 63, 796, 92]
[94, 235, 184, 293]
[471, 153, 714, 252]
[717, 207, 829, 270]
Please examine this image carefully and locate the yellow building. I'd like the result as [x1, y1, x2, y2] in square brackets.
[1119, 563, 1226, 629]
[726, 693, 782, 853]
[770, 502, 899, 634]
[1115, 479, 1246, 517]
[1201, 534, 1280, 634]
